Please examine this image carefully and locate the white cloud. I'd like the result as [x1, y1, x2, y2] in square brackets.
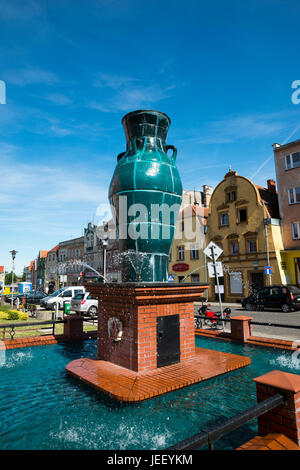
[44, 93, 73, 106]
[92, 71, 175, 112]
[178, 112, 291, 145]
[3, 67, 58, 86]
[93, 73, 136, 90]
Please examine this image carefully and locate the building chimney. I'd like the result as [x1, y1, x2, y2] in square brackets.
[267, 179, 276, 193]
[203, 185, 213, 207]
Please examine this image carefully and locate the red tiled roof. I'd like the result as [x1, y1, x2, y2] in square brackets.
[0, 266, 4, 273]
[48, 244, 59, 253]
[39, 251, 48, 258]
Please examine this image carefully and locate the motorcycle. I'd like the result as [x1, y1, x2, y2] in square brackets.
[194, 304, 231, 330]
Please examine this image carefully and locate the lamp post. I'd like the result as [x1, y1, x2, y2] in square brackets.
[10, 250, 18, 309]
[263, 218, 271, 286]
[102, 223, 109, 283]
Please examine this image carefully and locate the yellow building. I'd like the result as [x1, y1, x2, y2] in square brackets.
[169, 191, 209, 283]
[206, 169, 285, 302]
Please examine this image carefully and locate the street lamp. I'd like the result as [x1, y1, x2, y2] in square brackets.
[102, 223, 109, 283]
[10, 250, 18, 308]
[263, 218, 271, 286]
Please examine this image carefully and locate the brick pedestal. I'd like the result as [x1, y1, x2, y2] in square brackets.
[254, 370, 300, 445]
[230, 315, 253, 343]
[87, 283, 209, 373]
[63, 315, 84, 341]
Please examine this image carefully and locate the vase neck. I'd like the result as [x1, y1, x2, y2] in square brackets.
[127, 136, 166, 153]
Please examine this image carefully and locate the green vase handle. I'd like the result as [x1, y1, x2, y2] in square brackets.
[117, 152, 126, 162]
[166, 145, 177, 161]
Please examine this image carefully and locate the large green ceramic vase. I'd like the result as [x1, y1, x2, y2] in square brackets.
[109, 110, 182, 282]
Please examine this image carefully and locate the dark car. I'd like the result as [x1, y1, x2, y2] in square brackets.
[6, 290, 47, 306]
[24, 291, 47, 305]
[242, 285, 300, 312]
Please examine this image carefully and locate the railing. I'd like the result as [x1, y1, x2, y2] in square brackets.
[194, 314, 300, 330]
[0, 319, 65, 340]
[168, 393, 285, 450]
[0, 315, 99, 340]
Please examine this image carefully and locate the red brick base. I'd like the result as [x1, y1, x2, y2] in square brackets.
[254, 370, 300, 446]
[86, 283, 209, 373]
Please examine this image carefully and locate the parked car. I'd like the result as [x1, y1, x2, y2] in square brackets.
[70, 292, 98, 316]
[40, 286, 86, 310]
[242, 285, 300, 312]
[5, 291, 47, 305]
[24, 291, 47, 305]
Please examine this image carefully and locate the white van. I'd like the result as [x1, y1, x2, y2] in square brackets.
[40, 286, 86, 310]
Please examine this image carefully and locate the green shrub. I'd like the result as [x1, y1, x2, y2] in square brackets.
[7, 311, 19, 320]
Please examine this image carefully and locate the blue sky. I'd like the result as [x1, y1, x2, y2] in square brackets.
[1, 0, 300, 274]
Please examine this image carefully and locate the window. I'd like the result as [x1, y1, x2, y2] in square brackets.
[248, 240, 257, 253]
[190, 245, 199, 260]
[226, 191, 236, 202]
[292, 222, 300, 239]
[288, 187, 300, 204]
[177, 246, 184, 260]
[231, 241, 239, 255]
[191, 274, 200, 282]
[220, 213, 229, 226]
[229, 272, 243, 294]
[238, 208, 247, 222]
[180, 221, 184, 232]
[285, 152, 300, 169]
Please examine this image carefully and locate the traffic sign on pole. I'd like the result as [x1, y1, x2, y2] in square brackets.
[207, 261, 223, 278]
[264, 266, 272, 275]
[203, 241, 223, 261]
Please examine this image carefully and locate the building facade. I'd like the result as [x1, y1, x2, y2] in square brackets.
[58, 236, 84, 287]
[36, 251, 48, 290]
[273, 140, 300, 286]
[83, 222, 103, 280]
[168, 188, 212, 283]
[206, 169, 284, 302]
[44, 245, 59, 293]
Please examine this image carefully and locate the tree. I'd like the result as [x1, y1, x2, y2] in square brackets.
[5, 271, 13, 284]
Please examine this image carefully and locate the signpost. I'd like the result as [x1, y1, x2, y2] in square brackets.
[204, 242, 224, 328]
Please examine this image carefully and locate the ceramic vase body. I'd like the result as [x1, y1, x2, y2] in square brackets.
[109, 110, 182, 282]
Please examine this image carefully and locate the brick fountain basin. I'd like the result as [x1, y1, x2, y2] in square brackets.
[66, 283, 251, 402]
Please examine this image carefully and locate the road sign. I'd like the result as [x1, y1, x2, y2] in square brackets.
[168, 274, 174, 282]
[265, 266, 272, 275]
[215, 285, 224, 294]
[203, 241, 223, 261]
[207, 261, 223, 278]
